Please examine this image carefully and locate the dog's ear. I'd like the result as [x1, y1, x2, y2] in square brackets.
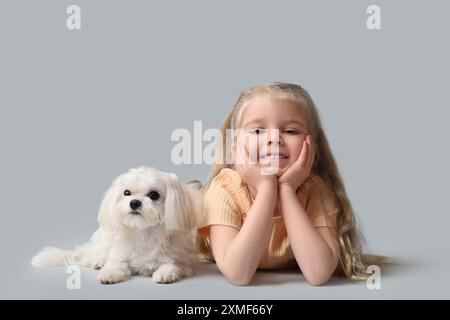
[97, 182, 120, 233]
[164, 173, 199, 230]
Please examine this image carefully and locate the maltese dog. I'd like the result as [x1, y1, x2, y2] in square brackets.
[31, 166, 203, 284]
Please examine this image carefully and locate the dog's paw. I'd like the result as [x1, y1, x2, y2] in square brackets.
[152, 264, 182, 284]
[97, 269, 127, 285]
[88, 258, 106, 270]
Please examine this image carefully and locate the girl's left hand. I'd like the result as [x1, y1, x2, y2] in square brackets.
[278, 135, 315, 191]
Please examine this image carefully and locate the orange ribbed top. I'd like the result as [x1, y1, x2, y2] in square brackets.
[198, 168, 339, 269]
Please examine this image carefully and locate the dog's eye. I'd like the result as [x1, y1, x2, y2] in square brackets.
[147, 191, 160, 200]
[124, 190, 131, 196]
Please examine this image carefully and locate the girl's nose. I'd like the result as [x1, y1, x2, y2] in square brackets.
[267, 129, 283, 145]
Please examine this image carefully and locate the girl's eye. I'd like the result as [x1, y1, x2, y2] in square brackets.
[250, 128, 265, 135]
[124, 190, 131, 196]
[284, 129, 299, 134]
[147, 191, 160, 201]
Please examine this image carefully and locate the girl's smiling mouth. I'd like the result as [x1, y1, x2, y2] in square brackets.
[259, 152, 289, 165]
[259, 153, 289, 160]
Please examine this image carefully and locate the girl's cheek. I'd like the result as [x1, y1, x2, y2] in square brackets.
[289, 136, 304, 160]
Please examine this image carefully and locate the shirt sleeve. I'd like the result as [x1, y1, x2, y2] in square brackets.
[300, 176, 339, 228]
[197, 181, 243, 238]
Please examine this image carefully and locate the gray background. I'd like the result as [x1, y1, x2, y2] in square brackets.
[1, 0, 449, 299]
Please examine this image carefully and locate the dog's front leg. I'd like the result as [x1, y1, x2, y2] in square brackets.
[152, 263, 191, 284]
[96, 235, 132, 285]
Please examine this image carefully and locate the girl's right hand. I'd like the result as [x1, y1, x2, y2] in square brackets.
[234, 142, 278, 192]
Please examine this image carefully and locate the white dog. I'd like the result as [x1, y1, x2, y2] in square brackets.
[31, 166, 203, 284]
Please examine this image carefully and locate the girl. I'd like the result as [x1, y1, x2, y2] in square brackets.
[198, 82, 383, 286]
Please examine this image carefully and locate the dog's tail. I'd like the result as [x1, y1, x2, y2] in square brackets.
[31, 247, 77, 267]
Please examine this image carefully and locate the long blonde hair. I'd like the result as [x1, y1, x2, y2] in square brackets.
[203, 82, 387, 280]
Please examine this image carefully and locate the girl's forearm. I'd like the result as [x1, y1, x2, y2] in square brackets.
[279, 185, 338, 285]
[221, 182, 277, 285]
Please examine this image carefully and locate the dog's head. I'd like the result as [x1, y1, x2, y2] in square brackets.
[97, 167, 200, 232]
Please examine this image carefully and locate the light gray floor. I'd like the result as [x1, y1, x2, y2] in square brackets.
[5, 245, 449, 299]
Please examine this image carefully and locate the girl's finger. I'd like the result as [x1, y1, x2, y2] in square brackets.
[306, 135, 315, 169]
[297, 139, 309, 166]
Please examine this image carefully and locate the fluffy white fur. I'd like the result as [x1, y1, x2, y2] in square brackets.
[31, 166, 203, 284]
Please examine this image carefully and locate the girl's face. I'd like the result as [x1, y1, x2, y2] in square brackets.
[234, 95, 308, 175]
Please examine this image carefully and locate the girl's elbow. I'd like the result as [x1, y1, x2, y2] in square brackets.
[225, 270, 254, 286]
[219, 265, 254, 286]
[305, 274, 331, 286]
[302, 257, 338, 286]
[303, 268, 334, 286]
[228, 275, 252, 286]
[215, 257, 255, 286]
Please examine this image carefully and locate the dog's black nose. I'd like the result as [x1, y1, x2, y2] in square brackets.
[130, 199, 142, 210]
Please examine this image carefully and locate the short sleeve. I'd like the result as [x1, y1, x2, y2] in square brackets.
[197, 181, 243, 237]
[300, 176, 339, 228]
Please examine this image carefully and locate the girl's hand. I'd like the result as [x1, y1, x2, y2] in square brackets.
[278, 135, 315, 191]
[234, 141, 277, 193]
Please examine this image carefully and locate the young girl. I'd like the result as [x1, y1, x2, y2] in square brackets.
[198, 82, 382, 286]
